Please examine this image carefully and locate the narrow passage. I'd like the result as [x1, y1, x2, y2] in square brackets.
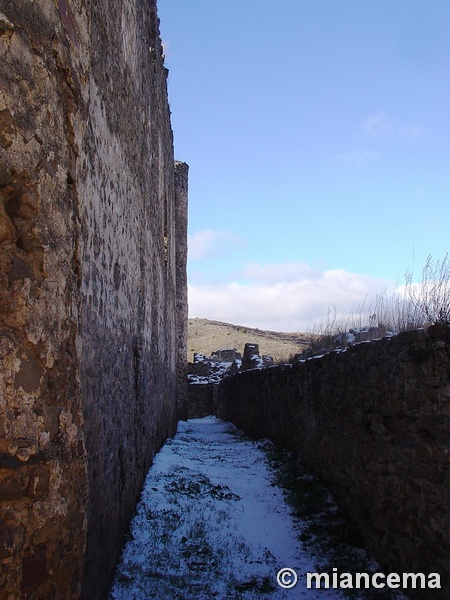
[109, 416, 346, 599]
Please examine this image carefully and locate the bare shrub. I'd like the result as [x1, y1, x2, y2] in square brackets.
[404, 253, 450, 326]
[296, 254, 450, 361]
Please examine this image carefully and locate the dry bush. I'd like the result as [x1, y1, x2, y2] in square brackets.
[404, 253, 450, 326]
[295, 254, 450, 361]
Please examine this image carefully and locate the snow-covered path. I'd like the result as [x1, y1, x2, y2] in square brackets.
[109, 416, 345, 599]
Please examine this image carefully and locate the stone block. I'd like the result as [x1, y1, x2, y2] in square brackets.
[0, 468, 26, 500]
[20, 547, 48, 597]
[26, 466, 49, 498]
[14, 351, 45, 393]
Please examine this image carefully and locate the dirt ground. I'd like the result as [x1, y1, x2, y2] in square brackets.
[187, 318, 310, 363]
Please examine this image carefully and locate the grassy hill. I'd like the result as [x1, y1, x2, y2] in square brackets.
[187, 318, 310, 363]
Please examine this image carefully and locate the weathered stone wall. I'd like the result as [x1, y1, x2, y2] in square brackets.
[0, 1, 186, 598]
[219, 325, 450, 599]
[175, 161, 189, 420]
[188, 383, 215, 420]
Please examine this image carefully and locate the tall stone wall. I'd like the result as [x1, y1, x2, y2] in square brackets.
[219, 325, 450, 599]
[0, 1, 186, 598]
[174, 161, 189, 420]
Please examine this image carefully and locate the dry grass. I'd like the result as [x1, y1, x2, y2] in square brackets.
[188, 255, 450, 364]
[298, 254, 450, 359]
[187, 318, 310, 363]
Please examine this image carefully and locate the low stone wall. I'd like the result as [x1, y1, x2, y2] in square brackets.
[219, 325, 450, 599]
[187, 384, 215, 419]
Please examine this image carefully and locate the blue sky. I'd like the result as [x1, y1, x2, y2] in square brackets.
[158, 0, 450, 331]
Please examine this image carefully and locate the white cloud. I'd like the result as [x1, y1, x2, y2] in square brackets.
[364, 111, 394, 136]
[243, 261, 320, 284]
[188, 229, 244, 260]
[364, 111, 423, 139]
[398, 124, 424, 139]
[188, 262, 390, 332]
[335, 149, 379, 165]
[337, 112, 424, 167]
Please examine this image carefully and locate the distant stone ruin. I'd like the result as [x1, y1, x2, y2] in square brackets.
[210, 348, 242, 363]
[188, 349, 241, 385]
[187, 344, 274, 418]
[241, 343, 274, 370]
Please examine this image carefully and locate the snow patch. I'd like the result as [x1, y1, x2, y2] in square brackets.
[110, 417, 345, 599]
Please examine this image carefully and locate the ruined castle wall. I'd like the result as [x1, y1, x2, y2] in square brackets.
[0, 1, 186, 598]
[0, 3, 89, 597]
[219, 325, 450, 599]
[174, 161, 189, 420]
[188, 383, 215, 420]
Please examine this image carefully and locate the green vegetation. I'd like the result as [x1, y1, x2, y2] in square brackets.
[261, 441, 405, 599]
